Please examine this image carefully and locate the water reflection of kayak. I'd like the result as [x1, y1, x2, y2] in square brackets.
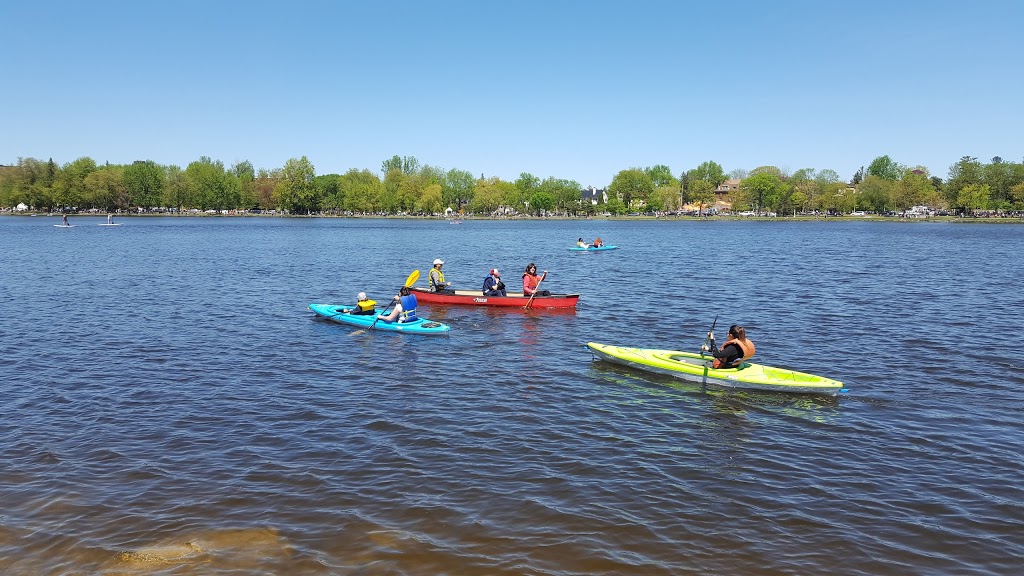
[587, 342, 844, 396]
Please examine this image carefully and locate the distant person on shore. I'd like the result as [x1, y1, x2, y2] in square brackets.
[522, 263, 550, 297]
[345, 292, 377, 315]
[428, 259, 453, 293]
[482, 268, 506, 296]
[702, 325, 756, 368]
[577, 237, 589, 248]
[377, 286, 419, 323]
[592, 237, 603, 248]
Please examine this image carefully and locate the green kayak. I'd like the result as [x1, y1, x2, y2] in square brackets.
[587, 342, 844, 396]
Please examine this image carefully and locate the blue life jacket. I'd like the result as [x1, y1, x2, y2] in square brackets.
[399, 294, 419, 322]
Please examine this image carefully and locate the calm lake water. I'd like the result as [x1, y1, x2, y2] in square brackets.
[1, 215, 1022, 575]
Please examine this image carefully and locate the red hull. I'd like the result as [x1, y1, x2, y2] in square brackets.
[410, 287, 579, 308]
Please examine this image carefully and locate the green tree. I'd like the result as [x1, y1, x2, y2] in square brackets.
[893, 169, 936, 212]
[867, 155, 903, 181]
[946, 156, 983, 207]
[254, 169, 281, 210]
[443, 168, 475, 211]
[515, 172, 540, 198]
[1009, 182, 1024, 210]
[315, 174, 343, 211]
[124, 160, 165, 208]
[857, 175, 894, 213]
[608, 168, 654, 208]
[184, 156, 234, 210]
[416, 183, 443, 214]
[84, 166, 128, 210]
[469, 177, 508, 214]
[688, 160, 726, 188]
[54, 157, 97, 209]
[163, 165, 188, 210]
[686, 180, 715, 215]
[538, 177, 583, 215]
[605, 196, 627, 215]
[739, 172, 784, 214]
[749, 165, 786, 180]
[644, 164, 677, 187]
[273, 156, 318, 213]
[653, 184, 682, 212]
[956, 183, 990, 215]
[232, 161, 258, 209]
[338, 169, 383, 213]
[528, 191, 555, 215]
[381, 155, 420, 175]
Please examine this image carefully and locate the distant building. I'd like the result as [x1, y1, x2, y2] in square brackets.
[714, 179, 741, 201]
[580, 186, 607, 205]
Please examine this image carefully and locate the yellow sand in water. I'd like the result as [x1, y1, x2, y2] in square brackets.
[108, 527, 289, 573]
[115, 541, 204, 565]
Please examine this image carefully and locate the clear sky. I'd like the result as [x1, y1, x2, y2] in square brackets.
[2, 0, 1021, 187]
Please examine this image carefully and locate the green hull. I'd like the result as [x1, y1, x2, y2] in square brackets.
[587, 342, 844, 396]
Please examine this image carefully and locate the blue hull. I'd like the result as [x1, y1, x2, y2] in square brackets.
[568, 245, 618, 251]
[309, 303, 451, 335]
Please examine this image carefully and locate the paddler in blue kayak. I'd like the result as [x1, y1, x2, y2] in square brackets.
[377, 286, 419, 323]
[344, 292, 377, 315]
[702, 325, 756, 368]
[576, 238, 589, 248]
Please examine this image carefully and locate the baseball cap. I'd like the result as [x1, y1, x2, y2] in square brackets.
[433, 258, 444, 265]
[490, 268, 500, 276]
[357, 292, 367, 300]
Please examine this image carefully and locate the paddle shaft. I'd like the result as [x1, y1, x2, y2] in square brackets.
[524, 271, 547, 309]
[701, 314, 719, 357]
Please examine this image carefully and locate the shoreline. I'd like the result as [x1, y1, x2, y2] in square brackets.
[4, 211, 1023, 224]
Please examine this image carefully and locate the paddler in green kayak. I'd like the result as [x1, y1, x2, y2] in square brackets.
[702, 325, 756, 368]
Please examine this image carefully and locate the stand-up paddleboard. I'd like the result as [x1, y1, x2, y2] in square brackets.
[54, 224, 76, 228]
[98, 223, 123, 226]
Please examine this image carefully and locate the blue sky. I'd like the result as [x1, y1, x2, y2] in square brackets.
[2, 0, 1021, 187]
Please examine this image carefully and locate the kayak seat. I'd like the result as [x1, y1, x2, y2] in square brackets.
[398, 314, 419, 323]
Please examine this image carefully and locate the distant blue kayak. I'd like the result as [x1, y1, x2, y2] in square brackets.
[568, 245, 618, 251]
[309, 303, 451, 335]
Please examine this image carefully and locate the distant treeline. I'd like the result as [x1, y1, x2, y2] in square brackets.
[1, 153, 1022, 216]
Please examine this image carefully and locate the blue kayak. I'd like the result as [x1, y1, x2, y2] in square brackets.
[309, 303, 451, 335]
[568, 245, 618, 251]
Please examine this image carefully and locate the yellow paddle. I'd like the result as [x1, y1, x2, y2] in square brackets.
[356, 270, 421, 334]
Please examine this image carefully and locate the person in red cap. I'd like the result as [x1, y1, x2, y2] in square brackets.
[482, 268, 506, 296]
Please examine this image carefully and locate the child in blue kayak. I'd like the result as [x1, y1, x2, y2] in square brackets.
[345, 292, 377, 315]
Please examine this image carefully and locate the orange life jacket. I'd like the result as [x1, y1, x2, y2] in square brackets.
[712, 337, 756, 368]
[523, 272, 541, 293]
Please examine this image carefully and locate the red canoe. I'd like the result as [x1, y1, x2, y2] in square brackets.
[409, 287, 580, 308]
